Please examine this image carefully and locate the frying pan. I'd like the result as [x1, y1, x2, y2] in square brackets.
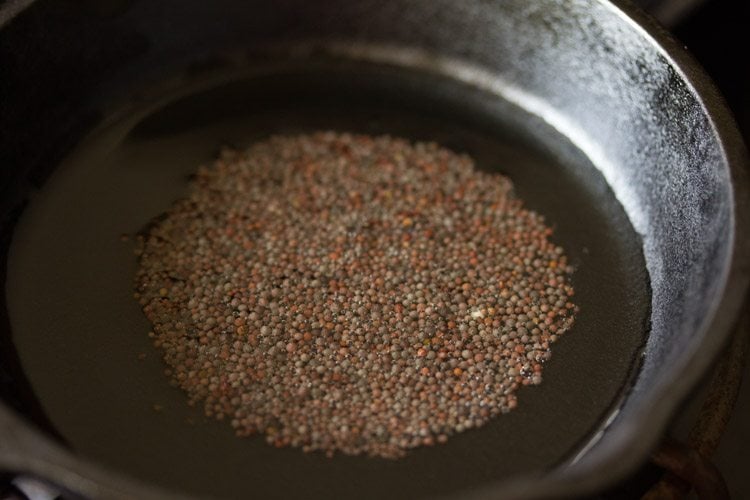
[0, 0, 747, 498]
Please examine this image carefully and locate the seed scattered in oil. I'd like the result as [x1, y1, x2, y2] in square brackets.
[134, 132, 577, 458]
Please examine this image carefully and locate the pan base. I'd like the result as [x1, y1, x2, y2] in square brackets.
[4, 63, 649, 499]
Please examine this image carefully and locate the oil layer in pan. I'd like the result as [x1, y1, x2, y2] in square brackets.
[4, 63, 649, 499]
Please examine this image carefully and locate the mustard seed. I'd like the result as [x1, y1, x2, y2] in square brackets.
[134, 132, 577, 459]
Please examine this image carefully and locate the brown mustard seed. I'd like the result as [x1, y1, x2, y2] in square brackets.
[134, 131, 578, 459]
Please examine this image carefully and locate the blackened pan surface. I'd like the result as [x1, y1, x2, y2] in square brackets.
[5, 64, 649, 499]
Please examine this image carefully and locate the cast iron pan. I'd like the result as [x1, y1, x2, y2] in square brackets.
[0, 1, 747, 499]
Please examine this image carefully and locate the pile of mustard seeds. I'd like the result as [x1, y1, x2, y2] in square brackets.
[134, 132, 577, 458]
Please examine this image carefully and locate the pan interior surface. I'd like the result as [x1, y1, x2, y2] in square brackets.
[4, 62, 649, 499]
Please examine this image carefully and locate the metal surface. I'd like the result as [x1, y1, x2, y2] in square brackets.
[643, 311, 748, 499]
[0, 0, 747, 499]
[645, 439, 729, 500]
[3, 69, 651, 499]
